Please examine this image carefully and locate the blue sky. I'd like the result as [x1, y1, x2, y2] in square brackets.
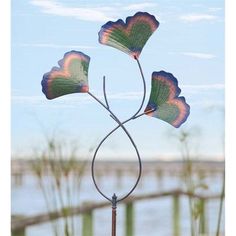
[11, 0, 224, 160]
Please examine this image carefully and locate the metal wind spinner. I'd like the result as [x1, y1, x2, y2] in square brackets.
[41, 12, 190, 236]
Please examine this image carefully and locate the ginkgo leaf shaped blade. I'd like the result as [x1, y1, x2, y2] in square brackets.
[41, 51, 90, 99]
[144, 71, 190, 128]
[98, 12, 159, 59]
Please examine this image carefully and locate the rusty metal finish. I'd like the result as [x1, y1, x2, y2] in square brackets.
[111, 194, 117, 236]
[89, 58, 148, 235]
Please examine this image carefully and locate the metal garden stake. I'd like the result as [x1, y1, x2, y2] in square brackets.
[41, 11, 190, 236]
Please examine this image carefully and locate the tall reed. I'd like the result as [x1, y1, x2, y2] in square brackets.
[174, 129, 209, 236]
[31, 137, 92, 236]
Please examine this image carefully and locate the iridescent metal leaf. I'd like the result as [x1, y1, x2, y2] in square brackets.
[99, 12, 159, 59]
[41, 51, 90, 99]
[145, 71, 190, 128]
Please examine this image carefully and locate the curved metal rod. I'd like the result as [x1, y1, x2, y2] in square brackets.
[100, 58, 148, 151]
[88, 91, 142, 202]
[106, 58, 148, 137]
[89, 58, 148, 203]
[103, 76, 110, 109]
[133, 57, 146, 117]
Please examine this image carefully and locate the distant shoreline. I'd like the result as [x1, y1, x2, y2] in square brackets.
[11, 158, 224, 177]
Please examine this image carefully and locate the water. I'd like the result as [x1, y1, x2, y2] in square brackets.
[12, 171, 224, 236]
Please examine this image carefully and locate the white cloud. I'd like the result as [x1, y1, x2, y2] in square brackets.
[11, 94, 91, 109]
[208, 7, 223, 12]
[184, 84, 224, 109]
[30, 0, 117, 22]
[123, 3, 157, 11]
[106, 91, 143, 100]
[12, 84, 224, 109]
[17, 43, 96, 49]
[180, 13, 218, 22]
[181, 52, 216, 59]
[30, 0, 158, 22]
[11, 91, 144, 107]
[190, 100, 224, 109]
[182, 84, 224, 90]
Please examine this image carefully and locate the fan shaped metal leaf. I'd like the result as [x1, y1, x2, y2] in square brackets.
[98, 12, 159, 59]
[144, 71, 190, 128]
[41, 51, 90, 99]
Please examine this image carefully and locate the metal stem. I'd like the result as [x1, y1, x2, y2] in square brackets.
[88, 58, 150, 235]
[103, 76, 110, 109]
[88, 91, 142, 202]
[133, 57, 146, 117]
[111, 194, 117, 236]
[102, 58, 148, 148]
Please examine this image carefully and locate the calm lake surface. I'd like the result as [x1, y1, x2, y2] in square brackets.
[12, 162, 225, 236]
